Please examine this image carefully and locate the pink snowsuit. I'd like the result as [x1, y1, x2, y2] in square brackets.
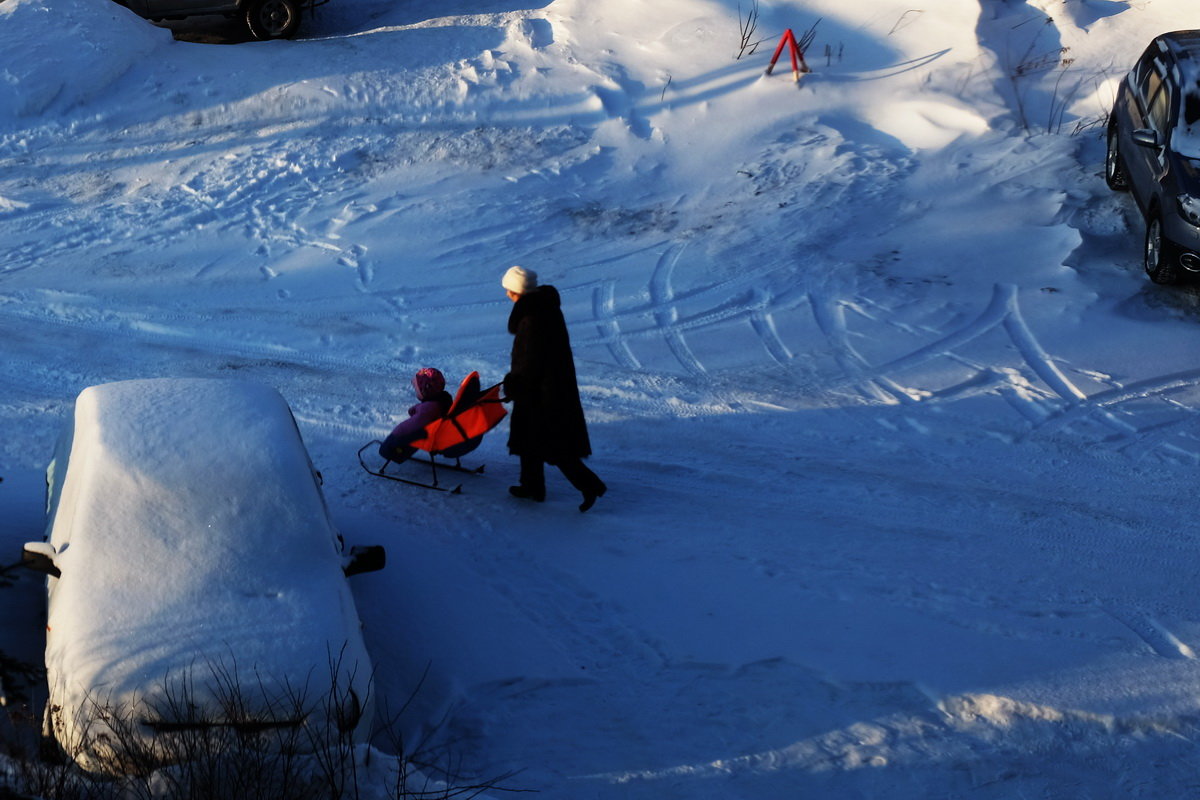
[379, 368, 452, 462]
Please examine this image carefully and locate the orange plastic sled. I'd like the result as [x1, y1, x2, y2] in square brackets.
[358, 371, 508, 493]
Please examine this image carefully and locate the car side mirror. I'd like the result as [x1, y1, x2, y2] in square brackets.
[1132, 128, 1162, 148]
[22, 542, 61, 578]
[343, 545, 385, 577]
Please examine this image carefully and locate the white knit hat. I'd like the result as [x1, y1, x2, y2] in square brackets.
[502, 265, 538, 294]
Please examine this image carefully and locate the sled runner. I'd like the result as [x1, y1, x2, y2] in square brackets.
[358, 371, 507, 492]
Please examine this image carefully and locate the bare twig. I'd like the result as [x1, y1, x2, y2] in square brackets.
[889, 9, 923, 36]
[2, 657, 524, 799]
[797, 19, 820, 53]
[736, 0, 761, 60]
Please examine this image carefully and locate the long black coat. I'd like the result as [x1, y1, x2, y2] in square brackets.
[504, 285, 591, 463]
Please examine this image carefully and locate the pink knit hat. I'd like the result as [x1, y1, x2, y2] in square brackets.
[412, 367, 446, 400]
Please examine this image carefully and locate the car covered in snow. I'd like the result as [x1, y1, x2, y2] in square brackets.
[118, 0, 319, 40]
[22, 378, 384, 774]
[1106, 30, 1200, 285]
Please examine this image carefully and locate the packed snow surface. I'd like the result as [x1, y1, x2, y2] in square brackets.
[4, 0, 1200, 796]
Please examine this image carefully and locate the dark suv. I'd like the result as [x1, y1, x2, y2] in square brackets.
[119, 0, 322, 39]
[1106, 30, 1200, 285]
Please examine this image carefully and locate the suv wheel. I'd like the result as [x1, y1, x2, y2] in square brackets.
[245, 0, 300, 40]
[1105, 123, 1129, 191]
[1145, 214, 1180, 285]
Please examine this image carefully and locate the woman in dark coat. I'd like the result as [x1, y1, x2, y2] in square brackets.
[502, 266, 607, 512]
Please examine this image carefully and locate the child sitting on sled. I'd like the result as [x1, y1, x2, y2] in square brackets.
[379, 367, 454, 463]
[361, 369, 507, 489]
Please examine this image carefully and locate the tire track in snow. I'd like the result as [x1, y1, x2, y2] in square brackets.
[797, 271, 1200, 463]
[576, 276, 807, 352]
[581, 251, 807, 373]
[591, 280, 640, 370]
[1033, 369, 1200, 434]
[749, 285, 795, 365]
[648, 243, 706, 376]
[843, 284, 1088, 408]
[1102, 607, 1197, 660]
[400, 260, 1200, 463]
[403, 245, 809, 376]
[808, 286, 915, 404]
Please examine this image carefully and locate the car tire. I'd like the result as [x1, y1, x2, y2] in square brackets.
[1145, 213, 1180, 285]
[244, 0, 300, 40]
[1105, 123, 1129, 191]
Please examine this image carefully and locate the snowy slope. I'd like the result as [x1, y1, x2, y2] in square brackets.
[6, 0, 1200, 796]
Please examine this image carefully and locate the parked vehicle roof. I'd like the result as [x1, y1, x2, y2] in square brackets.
[45, 378, 371, 767]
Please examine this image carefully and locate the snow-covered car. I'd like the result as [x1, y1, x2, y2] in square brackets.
[118, 0, 320, 40]
[1106, 30, 1200, 284]
[21, 378, 384, 774]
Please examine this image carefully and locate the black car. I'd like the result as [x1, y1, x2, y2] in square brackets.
[1106, 30, 1200, 285]
[119, 0, 323, 39]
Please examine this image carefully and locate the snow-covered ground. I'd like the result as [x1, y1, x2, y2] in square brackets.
[5, 0, 1200, 795]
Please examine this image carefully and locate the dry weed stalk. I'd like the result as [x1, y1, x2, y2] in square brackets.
[736, 0, 761, 60]
[2, 657, 519, 800]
